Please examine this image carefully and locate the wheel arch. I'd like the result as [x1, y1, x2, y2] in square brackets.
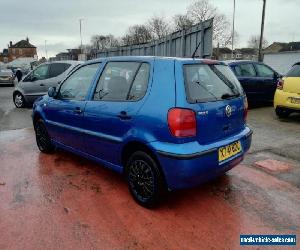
[121, 141, 167, 184]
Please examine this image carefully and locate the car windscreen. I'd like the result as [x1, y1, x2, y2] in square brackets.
[184, 64, 244, 103]
[286, 64, 300, 77]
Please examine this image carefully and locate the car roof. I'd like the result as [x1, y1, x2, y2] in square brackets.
[84, 56, 225, 65]
[49, 60, 82, 65]
[37, 60, 82, 67]
[222, 60, 258, 65]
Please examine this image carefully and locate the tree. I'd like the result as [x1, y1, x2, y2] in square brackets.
[90, 34, 120, 50]
[122, 25, 152, 45]
[247, 35, 269, 49]
[187, 0, 233, 47]
[147, 15, 170, 40]
[172, 14, 194, 31]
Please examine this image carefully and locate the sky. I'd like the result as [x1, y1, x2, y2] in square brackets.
[0, 0, 299, 58]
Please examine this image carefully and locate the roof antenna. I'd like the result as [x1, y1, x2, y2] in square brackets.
[191, 39, 202, 59]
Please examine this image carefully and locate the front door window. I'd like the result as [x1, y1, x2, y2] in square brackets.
[57, 63, 100, 101]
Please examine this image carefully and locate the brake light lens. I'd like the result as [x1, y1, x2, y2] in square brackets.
[243, 97, 248, 122]
[277, 79, 284, 90]
[168, 108, 196, 137]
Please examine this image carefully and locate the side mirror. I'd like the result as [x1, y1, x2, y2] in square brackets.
[48, 87, 57, 98]
[31, 76, 38, 82]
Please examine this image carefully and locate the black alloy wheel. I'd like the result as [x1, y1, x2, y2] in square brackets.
[34, 119, 54, 153]
[126, 151, 165, 207]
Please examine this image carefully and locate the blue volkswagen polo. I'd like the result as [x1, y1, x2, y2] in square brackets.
[32, 56, 252, 207]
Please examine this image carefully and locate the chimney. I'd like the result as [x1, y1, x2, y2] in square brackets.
[9, 41, 12, 47]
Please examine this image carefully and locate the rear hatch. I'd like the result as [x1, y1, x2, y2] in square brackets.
[283, 64, 300, 93]
[182, 62, 246, 144]
[283, 77, 300, 93]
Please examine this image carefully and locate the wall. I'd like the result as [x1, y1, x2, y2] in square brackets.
[264, 51, 300, 75]
[8, 47, 37, 62]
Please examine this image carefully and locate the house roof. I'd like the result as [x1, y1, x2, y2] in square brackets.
[264, 41, 300, 53]
[56, 52, 70, 57]
[10, 39, 36, 48]
[236, 48, 257, 54]
[213, 47, 232, 54]
[279, 42, 300, 52]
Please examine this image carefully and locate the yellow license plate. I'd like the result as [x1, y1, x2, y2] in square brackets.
[218, 141, 242, 162]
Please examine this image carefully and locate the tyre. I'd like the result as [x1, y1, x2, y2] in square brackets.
[34, 119, 55, 153]
[125, 151, 166, 208]
[275, 107, 291, 118]
[13, 92, 26, 108]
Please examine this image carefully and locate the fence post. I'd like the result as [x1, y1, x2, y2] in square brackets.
[200, 23, 205, 58]
[181, 30, 186, 57]
[169, 35, 172, 56]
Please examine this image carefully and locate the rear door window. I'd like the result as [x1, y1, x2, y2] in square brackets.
[128, 63, 150, 101]
[184, 64, 243, 103]
[93, 62, 150, 101]
[49, 63, 71, 78]
[286, 64, 300, 77]
[255, 63, 274, 77]
[234, 64, 256, 77]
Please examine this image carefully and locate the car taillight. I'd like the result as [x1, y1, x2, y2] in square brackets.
[168, 108, 196, 137]
[243, 97, 248, 122]
[277, 79, 284, 90]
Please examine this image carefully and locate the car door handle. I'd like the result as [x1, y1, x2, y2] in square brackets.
[117, 111, 131, 120]
[74, 107, 82, 114]
[40, 83, 45, 86]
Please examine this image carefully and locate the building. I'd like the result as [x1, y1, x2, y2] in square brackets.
[212, 47, 258, 61]
[264, 51, 300, 75]
[264, 41, 300, 54]
[263, 41, 300, 74]
[4, 38, 37, 62]
[54, 49, 81, 61]
[0, 49, 9, 63]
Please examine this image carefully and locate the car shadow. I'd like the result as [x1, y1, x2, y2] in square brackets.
[248, 100, 273, 109]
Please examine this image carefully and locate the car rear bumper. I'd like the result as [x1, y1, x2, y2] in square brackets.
[150, 127, 252, 190]
[274, 90, 300, 110]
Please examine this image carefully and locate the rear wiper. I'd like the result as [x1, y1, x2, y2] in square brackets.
[221, 93, 240, 100]
[193, 81, 218, 100]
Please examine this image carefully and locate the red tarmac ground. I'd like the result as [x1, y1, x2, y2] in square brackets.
[0, 128, 299, 250]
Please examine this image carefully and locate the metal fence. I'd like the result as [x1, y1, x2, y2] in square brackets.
[96, 18, 213, 59]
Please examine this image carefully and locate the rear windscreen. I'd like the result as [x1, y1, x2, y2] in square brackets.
[184, 64, 244, 103]
[286, 64, 300, 77]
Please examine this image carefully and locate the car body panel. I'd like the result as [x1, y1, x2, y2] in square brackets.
[274, 76, 300, 112]
[0, 69, 14, 84]
[154, 127, 252, 190]
[32, 56, 252, 190]
[225, 60, 279, 101]
[282, 77, 300, 93]
[14, 61, 81, 103]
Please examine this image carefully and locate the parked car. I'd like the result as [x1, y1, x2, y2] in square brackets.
[274, 62, 300, 118]
[224, 60, 281, 102]
[0, 69, 14, 85]
[13, 60, 81, 108]
[32, 56, 252, 207]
